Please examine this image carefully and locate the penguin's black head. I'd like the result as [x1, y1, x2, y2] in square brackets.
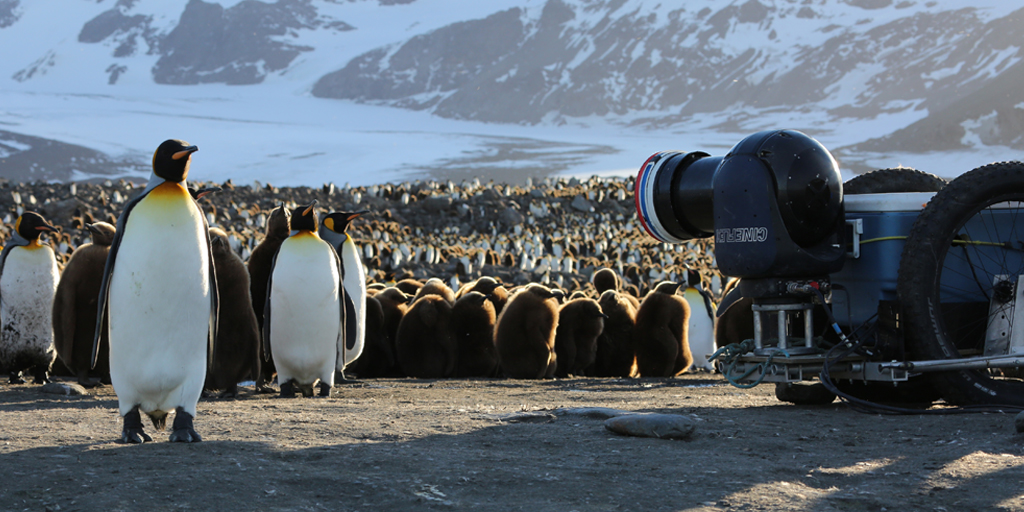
[686, 269, 702, 289]
[266, 204, 292, 238]
[16, 211, 56, 241]
[188, 185, 221, 202]
[153, 139, 199, 182]
[85, 222, 116, 247]
[322, 210, 368, 234]
[291, 200, 318, 232]
[653, 281, 682, 295]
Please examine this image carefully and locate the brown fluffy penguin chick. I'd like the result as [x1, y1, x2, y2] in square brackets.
[375, 286, 412, 375]
[592, 290, 638, 377]
[394, 278, 424, 296]
[451, 291, 498, 377]
[345, 294, 395, 378]
[247, 205, 290, 392]
[494, 284, 560, 379]
[413, 277, 455, 304]
[592, 267, 620, 294]
[457, 276, 509, 314]
[395, 295, 457, 378]
[553, 298, 606, 377]
[633, 282, 692, 377]
[205, 227, 261, 398]
[52, 222, 115, 387]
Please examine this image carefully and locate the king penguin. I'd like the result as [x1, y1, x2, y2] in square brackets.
[265, 201, 347, 398]
[682, 269, 717, 372]
[319, 210, 368, 377]
[94, 139, 217, 444]
[0, 211, 60, 384]
[247, 205, 290, 393]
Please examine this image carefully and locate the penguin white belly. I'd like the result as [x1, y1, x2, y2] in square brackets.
[270, 234, 341, 387]
[0, 245, 58, 365]
[339, 237, 366, 368]
[108, 184, 210, 417]
[684, 289, 716, 371]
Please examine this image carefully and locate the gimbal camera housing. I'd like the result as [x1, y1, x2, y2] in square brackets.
[635, 129, 847, 355]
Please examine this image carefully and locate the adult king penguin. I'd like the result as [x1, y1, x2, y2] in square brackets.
[265, 201, 347, 398]
[682, 270, 717, 372]
[94, 139, 217, 444]
[0, 212, 59, 384]
[319, 210, 368, 376]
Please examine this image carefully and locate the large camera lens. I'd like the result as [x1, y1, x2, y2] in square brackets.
[635, 151, 721, 243]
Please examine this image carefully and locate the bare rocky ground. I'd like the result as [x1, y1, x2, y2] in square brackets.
[2, 373, 1023, 512]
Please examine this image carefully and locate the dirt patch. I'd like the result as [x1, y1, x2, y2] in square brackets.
[2, 374, 1023, 511]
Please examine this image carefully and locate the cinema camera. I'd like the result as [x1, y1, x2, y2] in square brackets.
[634, 129, 1024, 408]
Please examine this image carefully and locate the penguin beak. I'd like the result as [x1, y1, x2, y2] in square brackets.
[35, 224, 56, 233]
[172, 145, 199, 160]
[303, 200, 319, 216]
[348, 210, 369, 221]
[85, 223, 101, 235]
[195, 186, 222, 200]
[599, 312, 609, 319]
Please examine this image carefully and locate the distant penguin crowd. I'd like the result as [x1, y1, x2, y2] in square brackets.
[0, 138, 736, 444]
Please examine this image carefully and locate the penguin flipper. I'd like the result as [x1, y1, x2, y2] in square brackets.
[328, 244, 349, 371]
[198, 202, 219, 373]
[262, 251, 279, 362]
[716, 286, 744, 319]
[696, 285, 717, 320]
[92, 188, 147, 369]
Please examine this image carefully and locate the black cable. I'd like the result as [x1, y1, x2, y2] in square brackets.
[812, 292, 1024, 415]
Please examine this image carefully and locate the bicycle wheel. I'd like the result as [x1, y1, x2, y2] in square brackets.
[897, 161, 1024, 406]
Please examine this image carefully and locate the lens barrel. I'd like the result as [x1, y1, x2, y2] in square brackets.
[635, 151, 720, 243]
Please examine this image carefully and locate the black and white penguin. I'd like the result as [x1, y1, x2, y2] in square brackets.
[0, 211, 60, 384]
[682, 270, 716, 372]
[264, 201, 347, 398]
[247, 205, 290, 393]
[319, 210, 368, 375]
[94, 139, 217, 444]
[53, 222, 115, 387]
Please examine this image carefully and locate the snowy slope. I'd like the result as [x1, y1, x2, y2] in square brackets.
[0, 0, 1021, 186]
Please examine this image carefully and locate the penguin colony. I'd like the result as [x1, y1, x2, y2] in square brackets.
[0, 153, 739, 444]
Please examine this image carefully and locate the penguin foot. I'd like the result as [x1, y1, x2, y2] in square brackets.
[279, 381, 297, 398]
[335, 372, 360, 385]
[76, 374, 103, 388]
[8, 371, 25, 385]
[32, 366, 50, 384]
[298, 383, 315, 398]
[318, 383, 332, 397]
[122, 407, 152, 444]
[218, 386, 239, 399]
[255, 383, 277, 394]
[169, 407, 202, 443]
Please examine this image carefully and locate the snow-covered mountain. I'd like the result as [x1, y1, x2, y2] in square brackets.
[0, 0, 1022, 186]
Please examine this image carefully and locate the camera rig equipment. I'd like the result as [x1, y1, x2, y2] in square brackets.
[635, 129, 1024, 408]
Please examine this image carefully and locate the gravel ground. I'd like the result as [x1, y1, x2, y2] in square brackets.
[2, 374, 1023, 512]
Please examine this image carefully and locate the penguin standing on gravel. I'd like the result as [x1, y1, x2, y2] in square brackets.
[319, 210, 368, 375]
[53, 222, 115, 387]
[633, 281, 691, 377]
[248, 205, 290, 392]
[94, 139, 217, 444]
[682, 270, 716, 372]
[265, 201, 347, 397]
[0, 211, 60, 384]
